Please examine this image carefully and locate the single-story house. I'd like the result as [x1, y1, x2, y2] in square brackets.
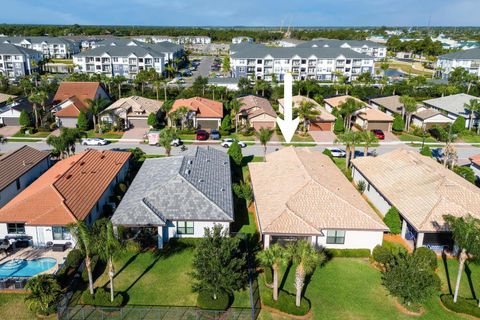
[0, 149, 130, 247]
[323, 95, 366, 113]
[100, 96, 163, 130]
[111, 147, 234, 248]
[352, 149, 480, 251]
[169, 97, 223, 130]
[278, 95, 336, 131]
[0, 97, 34, 126]
[468, 154, 480, 182]
[411, 107, 454, 129]
[249, 147, 387, 251]
[52, 82, 109, 128]
[236, 95, 276, 130]
[0, 146, 50, 208]
[354, 107, 394, 131]
[423, 93, 480, 128]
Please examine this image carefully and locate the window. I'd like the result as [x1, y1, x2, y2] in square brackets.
[52, 226, 71, 240]
[16, 178, 20, 190]
[113, 57, 118, 62]
[326, 230, 345, 244]
[7, 223, 25, 234]
[177, 221, 194, 235]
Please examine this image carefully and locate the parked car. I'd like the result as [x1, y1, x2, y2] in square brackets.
[372, 129, 385, 140]
[81, 138, 108, 146]
[326, 147, 346, 158]
[220, 138, 247, 148]
[210, 129, 221, 140]
[171, 138, 183, 147]
[196, 130, 209, 140]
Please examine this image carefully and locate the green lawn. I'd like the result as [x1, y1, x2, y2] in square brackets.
[399, 133, 437, 143]
[83, 130, 124, 139]
[178, 133, 196, 140]
[460, 134, 480, 144]
[260, 258, 467, 320]
[12, 131, 51, 138]
[278, 132, 314, 143]
[0, 293, 39, 320]
[437, 258, 480, 302]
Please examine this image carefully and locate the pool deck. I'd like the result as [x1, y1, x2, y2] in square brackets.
[0, 247, 71, 276]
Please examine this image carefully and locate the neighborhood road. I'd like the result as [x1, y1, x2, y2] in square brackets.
[183, 56, 213, 86]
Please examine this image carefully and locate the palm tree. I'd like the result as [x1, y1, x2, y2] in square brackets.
[296, 100, 320, 135]
[258, 244, 288, 301]
[254, 79, 270, 97]
[360, 130, 379, 157]
[68, 221, 95, 295]
[229, 99, 245, 133]
[85, 97, 109, 133]
[28, 92, 43, 129]
[158, 127, 177, 156]
[288, 240, 325, 307]
[464, 99, 480, 132]
[335, 130, 358, 169]
[95, 220, 122, 302]
[24, 274, 62, 316]
[113, 75, 126, 99]
[304, 79, 317, 98]
[165, 64, 176, 79]
[443, 215, 480, 304]
[338, 98, 363, 130]
[256, 128, 273, 160]
[399, 95, 417, 131]
[153, 80, 162, 100]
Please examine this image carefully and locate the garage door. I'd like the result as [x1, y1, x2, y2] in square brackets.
[129, 118, 148, 129]
[367, 121, 391, 131]
[0, 117, 19, 126]
[252, 121, 275, 130]
[310, 122, 332, 131]
[197, 119, 219, 130]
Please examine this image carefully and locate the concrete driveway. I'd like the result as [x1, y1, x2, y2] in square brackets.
[121, 125, 149, 140]
[383, 131, 400, 142]
[0, 125, 20, 137]
[309, 131, 337, 143]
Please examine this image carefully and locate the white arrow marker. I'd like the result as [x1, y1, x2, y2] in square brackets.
[276, 73, 299, 143]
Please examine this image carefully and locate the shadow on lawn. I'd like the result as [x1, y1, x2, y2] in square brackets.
[442, 251, 453, 295]
[465, 263, 477, 300]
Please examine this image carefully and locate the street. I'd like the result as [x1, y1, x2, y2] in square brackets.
[183, 56, 213, 86]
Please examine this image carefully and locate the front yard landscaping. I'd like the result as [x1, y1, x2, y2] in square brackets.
[398, 133, 437, 143]
[83, 130, 124, 140]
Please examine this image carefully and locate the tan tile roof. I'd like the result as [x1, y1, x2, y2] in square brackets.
[103, 96, 163, 118]
[249, 147, 387, 235]
[0, 146, 50, 192]
[171, 97, 223, 118]
[413, 108, 441, 120]
[352, 149, 480, 232]
[370, 95, 404, 114]
[237, 95, 276, 119]
[53, 82, 102, 105]
[55, 96, 89, 118]
[324, 95, 365, 108]
[356, 107, 394, 122]
[0, 93, 16, 104]
[0, 149, 131, 226]
[278, 95, 336, 122]
[469, 154, 480, 166]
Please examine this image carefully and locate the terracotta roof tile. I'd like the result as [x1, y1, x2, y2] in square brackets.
[55, 96, 89, 118]
[53, 82, 102, 105]
[469, 154, 480, 166]
[170, 97, 223, 118]
[356, 107, 394, 122]
[324, 95, 365, 108]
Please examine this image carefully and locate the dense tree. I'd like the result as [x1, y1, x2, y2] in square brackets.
[383, 207, 402, 234]
[220, 114, 231, 133]
[19, 110, 32, 128]
[77, 110, 90, 131]
[420, 146, 432, 157]
[338, 98, 363, 129]
[256, 127, 273, 160]
[360, 130, 378, 157]
[392, 114, 405, 132]
[453, 166, 476, 184]
[258, 244, 289, 301]
[295, 100, 320, 134]
[399, 95, 417, 131]
[227, 141, 243, 166]
[232, 181, 253, 205]
[85, 97, 109, 133]
[24, 275, 62, 316]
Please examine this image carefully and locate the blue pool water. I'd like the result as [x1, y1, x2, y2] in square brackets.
[0, 258, 57, 278]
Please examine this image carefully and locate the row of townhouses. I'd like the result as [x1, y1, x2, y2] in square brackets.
[230, 44, 374, 81]
[133, 35, 211, 45]
[436, 47, 480, 79]
[297, 39, 387, 61]
[72, 40, 184, 79]
[0, 36, 80, 59]
[0, 43, 43, 78]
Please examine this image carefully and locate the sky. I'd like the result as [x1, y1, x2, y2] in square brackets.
[0, 0, 479, 27]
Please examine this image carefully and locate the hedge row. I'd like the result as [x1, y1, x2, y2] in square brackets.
[262, 289, 310, 316]
[81, 288, 125, 307]
[440, 294, 480, 318]
[325, 248, 371, 258]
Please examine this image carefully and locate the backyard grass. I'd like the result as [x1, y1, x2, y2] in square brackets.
[83, 130, 124, 139]
[0, 293, 39, 320]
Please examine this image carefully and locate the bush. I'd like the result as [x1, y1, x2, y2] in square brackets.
[440, 294, 480, 318]
[81, 288, 125, 307]
[82, 255, 99, 282]
[322, 148, 333, 160]
[227, 141, 243, 166]
[333, 117, 344, 134]
[264, 266, 273, 285]
[451, 117, 466, 135]
[19, 110, 32, 128]
[197, 290, 231, 310]
[413, 247, 437, 270]
[384, 207, 402, 234]
[262, 289, 310, 316]
[115, 182, 128, 196]
[372, 245, 393, 265]
[125, 239, 141, 253]
[420, 146, 432, 157]
[77, 110, 90, 131]
[220, 114, 232, 133]
[392, 114, 404, 133]
[325, 248, 371, 258]
[356, 180, 366, 193]
[453, 166, 476, 184]
[64, 249, 84, 269]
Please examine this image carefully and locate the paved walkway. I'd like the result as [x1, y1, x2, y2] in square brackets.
[310, 131, 337, 143]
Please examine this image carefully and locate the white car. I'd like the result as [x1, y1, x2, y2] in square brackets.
[326, 147, 346, 158]
[81, 138, 108, 146]
[220, 138, 247, 148]
[170, 138, 182, 147]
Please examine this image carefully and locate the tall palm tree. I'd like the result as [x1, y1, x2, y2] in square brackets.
[295, 100, 320, 134]
[399, 95, 417, 131]
[288, 240, 325, 307]
[158, 127, 177, 156]
[95, 220, 122, 302]
[165, 64, 176, 79]
[113, 75, 126, 99]
[464, 99, 480, 132]
[256, 128, 273, 160]
[335, 130, 358, 169]
[338, 98, 363, 130]
[360, 130, 379, 157]
[443, 215, 480, 304]
[304, 79, 317, 98]
[85, 97, 109, 133]
[68, 221, 95, 295]
[153, 80, 162, 100]
[258, 244, 288, 301]
[28, 92, 43, 129]
[229, 99, 245, 133]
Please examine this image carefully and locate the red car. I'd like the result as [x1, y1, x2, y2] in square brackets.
[196, 130, 209, 140]
[372, 129, 385, 140]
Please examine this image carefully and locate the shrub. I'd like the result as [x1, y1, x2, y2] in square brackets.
[64, 249, 84, 269]
[147, 112, 157, 128]
[356, 180, 366, 194]
[125, 239, 141, 253]
[453, 166, 476, 184]
[420, 146, 432, 157]
[197, 290, 231, 310]
[220, 114, 232, 133]
[413, 247, 437, 270]
[333, 117, 345, 134]
[325, 248, 371, 258]
[82, 255, 99, 282]
[322, 148, 333, 160]
[440, 294, 480, 318]
[81, 288, 125, 307]
[262, 289, 310, 316]
[264, 266, 273, 285]
[77, 110, 90, 131]
[451, 117, 466, 134]
[392, 114, 404, 133]
[19, 110, 32, 128]
[115, 182, 128, 196]
[227, 141, 243, 166]
[384, 207, 402, 234]
[372, 245, 393, 265]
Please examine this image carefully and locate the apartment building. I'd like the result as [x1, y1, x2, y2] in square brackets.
[297, 39, 387, 60]
[230, 44, 374, 81]
[0, 43, 43, 79]
[436, 47, 480, 79]
[176, 36, 211, 45]
[1, 36, 79, 59]
[73, 45, 166, 79]
[93, 38, 184, 61]
[232, 36, 254, 44]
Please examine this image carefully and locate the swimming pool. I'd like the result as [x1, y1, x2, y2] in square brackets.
[0, 258, 57, 278]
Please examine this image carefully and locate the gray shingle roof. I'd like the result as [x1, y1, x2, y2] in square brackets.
[297, 39, 386, 49]
[96, 39, 183, 53]
[111, 147, 234, 227]
[74, 45, 166, 58]
[1, 36, 75, 46]
[423, 93, 480, 117]
[0, 43, 41, 56]
[438, 47, 480, 60]
[231, 44, 372, 59]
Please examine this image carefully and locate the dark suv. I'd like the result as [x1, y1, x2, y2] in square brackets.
[196, 130, 209, 140]
[210, 129, 221, 140]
